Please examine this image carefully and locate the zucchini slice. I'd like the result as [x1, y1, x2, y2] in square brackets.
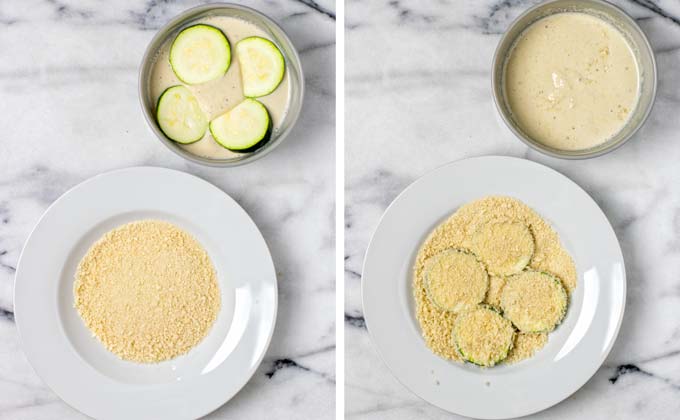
[170, 24, 231, 85]
[156, 85, 208, 144]
[452, 305, 515, 367]
[424, 249, 488, 313]
[209, 98, 271, 152]
[236, 36, 285, 97]
[500, 271, 568, 333]
[470, 222, 534, 276]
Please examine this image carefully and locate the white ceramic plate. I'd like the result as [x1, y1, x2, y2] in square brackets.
[362, 156, 625, 419]
[14, 167, 277, 420]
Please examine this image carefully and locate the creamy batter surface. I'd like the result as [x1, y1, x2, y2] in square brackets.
[150, 16, 290, 159]
[504, 12, 639, 151]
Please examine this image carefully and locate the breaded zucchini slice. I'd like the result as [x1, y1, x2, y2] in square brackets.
[500, 271, 568, 333]
[424, 249, 488, 313]
[470, 222, 534, 276]
[452, 305, 515, 367]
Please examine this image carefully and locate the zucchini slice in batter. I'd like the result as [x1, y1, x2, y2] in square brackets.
[170, 24, 231, 85]
[470, 222, 535, 276]
[452, 305, 515, 367]
[156, 85, 208, 144]
[424, 249, 488, 313]
[209, 98, 271, 152]
[500, 271, 568, 333]
[236, 36, 285, 97]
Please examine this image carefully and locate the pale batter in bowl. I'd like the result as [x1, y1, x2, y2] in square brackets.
[504, 12, 639, 151]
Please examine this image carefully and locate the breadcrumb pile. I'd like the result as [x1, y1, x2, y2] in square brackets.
[485, 276, 506, 308]
[414, 196, 576, 365]
[504, 332, 548, 364]
[74, 220, 220, 363]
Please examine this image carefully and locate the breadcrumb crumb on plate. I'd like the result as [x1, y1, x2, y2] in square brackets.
[505, 332, 548, 364]
[484, 275, 506, 308]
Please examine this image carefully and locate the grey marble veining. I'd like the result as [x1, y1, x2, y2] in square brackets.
[0, 0, 335, 419]
[346, 0, 680, 418]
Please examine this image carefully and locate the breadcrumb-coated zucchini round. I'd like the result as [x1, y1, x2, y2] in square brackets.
[424, 249, 488, 313]
[470, 222, 535, 276]
[452, 305, 515, 367]
[500, 271, 568, 333]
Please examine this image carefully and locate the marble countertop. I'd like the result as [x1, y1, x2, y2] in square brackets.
[0, 0, 335, 419]
[345, 0, 680, 418]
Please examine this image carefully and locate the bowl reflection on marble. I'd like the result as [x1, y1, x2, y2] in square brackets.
[138, 3, 304, 167]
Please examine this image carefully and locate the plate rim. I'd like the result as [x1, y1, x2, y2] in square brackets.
[13, 166, 278, 420]
[361, 155, 626, 419]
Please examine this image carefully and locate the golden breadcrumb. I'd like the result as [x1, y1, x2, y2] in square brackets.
[452, 306, 514, 367]
[424, 249, 488, 313]
[74, 220, 220, 363]
[485, 275, 506, 308]
[414, 196, 576, 364]
[505, 333, 548, 363]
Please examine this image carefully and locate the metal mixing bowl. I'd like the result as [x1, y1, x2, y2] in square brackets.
[139, 3, 304, 167]
[492, 0, 656, 159]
